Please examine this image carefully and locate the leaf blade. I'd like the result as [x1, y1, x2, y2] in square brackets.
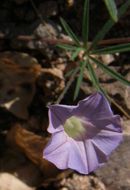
[82, 0, 89, 46]
[91, 43, 130, 54]
[91, 0, 130, 49]
[103, 0, 118, 22]
[74, 61, 87, 100]
[57, 44, 80, 51]
[89, 56, 130, 86]
[71, 47, 84, 61]
[60, 17, 80, 46]
[87, 60, 101, 91]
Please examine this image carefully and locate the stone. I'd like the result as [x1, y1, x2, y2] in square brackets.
[95, 119, 130, 190]
[0, 173, 34, 190]
[58, 173, 106, 190]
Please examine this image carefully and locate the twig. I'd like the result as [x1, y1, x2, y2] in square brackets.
[0, 31, 130, 47]
[30, 0, 45, 25]
[98, 37, 130, 46]
[55, 67, 79, 104]
[107, 95, 130, 119]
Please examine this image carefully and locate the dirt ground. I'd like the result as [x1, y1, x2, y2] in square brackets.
[0, 0, 130, 190]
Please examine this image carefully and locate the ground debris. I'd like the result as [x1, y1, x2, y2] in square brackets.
[38, 67, 65, 104]
[0, 173, 35, 190]
[56, 173, 106, 190]
[0, 52, 41, 119]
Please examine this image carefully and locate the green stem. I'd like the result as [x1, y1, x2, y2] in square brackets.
[55, 67, 79, 104]
[107, 95, 130, 119]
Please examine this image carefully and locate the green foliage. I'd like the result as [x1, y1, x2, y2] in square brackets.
[87, 60, 101, 91]
[58, 0, 130, 100]
[57, 44, 79, 51]
[103, 0, 118, 22]
[89, 56, 130, 86]
[71, 48, 85, 61]
[91, 43, 130, 54]
[91, 0, 130, 49]
[82, 0, 89, 46]
[60, 17, 80, 46]
[74, 61, 87, 100]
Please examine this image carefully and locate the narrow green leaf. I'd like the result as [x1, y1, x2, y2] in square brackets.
[65, 69, 75, 78]
[92, 43, 130, 54]
[103, 0, 118, 22]
[71, 47, 84, 61]
[74, 61, 87, 100]
[65, 67, 79, 78]
[87, 60, 101, 91]
[60, 17, 80, 46]
[89, 56, 130, 86]
[91, 20, 114, 50]
[82, 0, 89, 46]
[57, 44, 79, 51]
[91, 0, 130, 49]
[55, 67, 79, 104]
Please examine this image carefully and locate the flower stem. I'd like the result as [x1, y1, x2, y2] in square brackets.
[55, 67, 79, 104]
[107, 95, 130, 119]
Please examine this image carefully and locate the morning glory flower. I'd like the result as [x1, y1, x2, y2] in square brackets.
[43, 92, 123, 174]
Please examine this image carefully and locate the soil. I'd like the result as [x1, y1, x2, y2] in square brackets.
[0, 0, 130, 190]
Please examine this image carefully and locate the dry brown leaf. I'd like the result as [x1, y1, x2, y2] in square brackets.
[6, 124, 61, 180]
[0, 52, 41, 119]
[0, 148, 45, 187]
[38, 68, 65, 103]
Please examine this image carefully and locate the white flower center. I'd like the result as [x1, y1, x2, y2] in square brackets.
[64, 116, 86, 140]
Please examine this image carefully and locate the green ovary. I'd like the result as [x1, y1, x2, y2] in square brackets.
[64, 116, 86, 139]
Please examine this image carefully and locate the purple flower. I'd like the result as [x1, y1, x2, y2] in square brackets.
[43, 92, 123, 174]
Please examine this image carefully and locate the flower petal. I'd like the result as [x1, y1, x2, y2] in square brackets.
[44, 132, 105, 174]
[74, 92, 113, 120]
[44, 92, 123, 175]
[84, 140, 106, 173]
[48, 104, 76, 133]
[68, 139, 107, 174]
[43, 131, 70, 169]
[93, 115, 122, 132]
[67, 140, 89, 174]
[92, 129, 123, 156]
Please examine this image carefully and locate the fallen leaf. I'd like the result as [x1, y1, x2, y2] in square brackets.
[38, 68, 65, 104]
[0, 52, 41, 119]
[6, 123, 61, 180]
